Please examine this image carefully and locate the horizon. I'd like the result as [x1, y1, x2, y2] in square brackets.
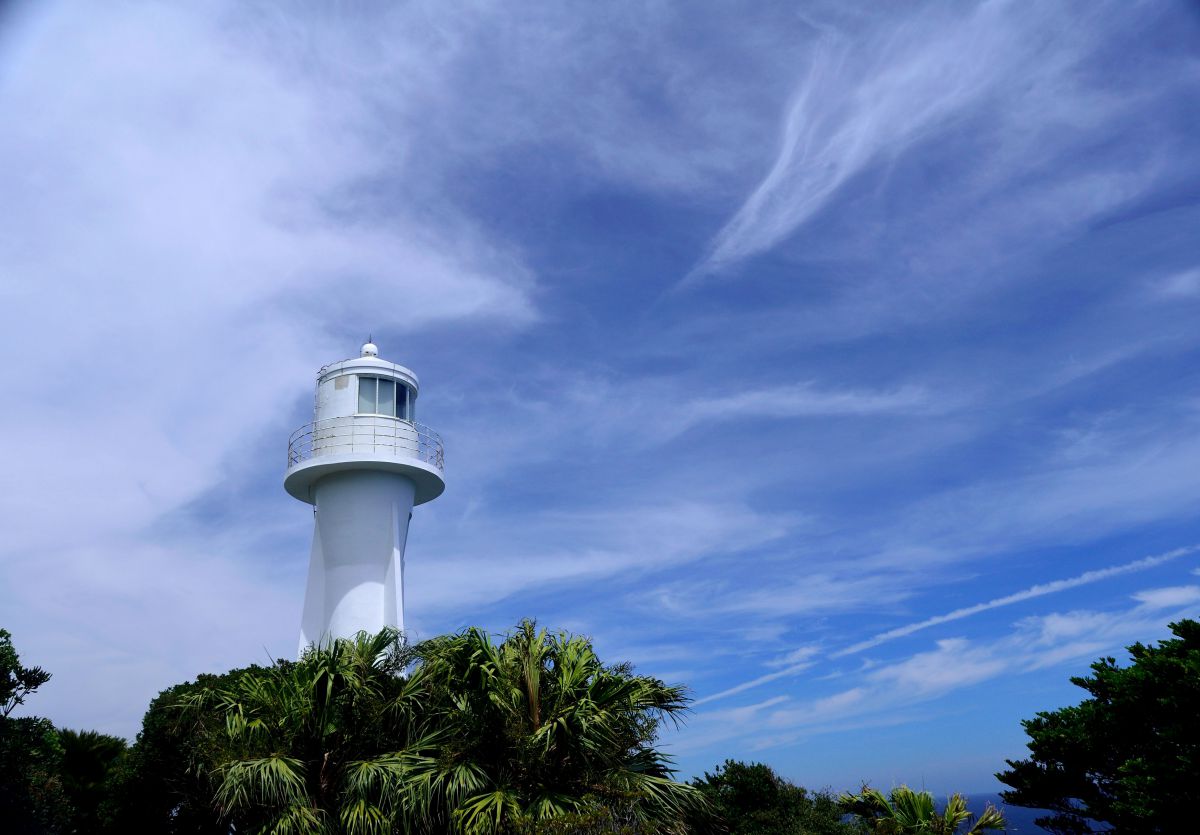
[2, 0, 1200, 795]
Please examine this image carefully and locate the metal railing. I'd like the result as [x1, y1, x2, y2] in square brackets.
[287, 415, 444, 472]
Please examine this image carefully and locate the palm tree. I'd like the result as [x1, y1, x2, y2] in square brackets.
[406, 620, 703, 833]
[839, 786, 1006, 835]
[184, 622, 699, 834]
[180, 628, 435, 834]
[57, 728, 127, 832]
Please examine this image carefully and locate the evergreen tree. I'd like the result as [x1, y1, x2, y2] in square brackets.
[997, 619, 1200, 834]
[0, 628, 71, 834]
[101, 660, 286, 833]
[687, 759, 854, 835]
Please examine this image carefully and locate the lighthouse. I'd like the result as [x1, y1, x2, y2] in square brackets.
[284, 341, 445, 653]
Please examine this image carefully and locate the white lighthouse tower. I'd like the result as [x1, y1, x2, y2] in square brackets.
[284, 340, 445, 652]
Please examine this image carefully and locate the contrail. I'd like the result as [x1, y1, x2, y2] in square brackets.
[693, 662, 814, 707]
[831, 544, 1200, 657]
[694, 543, 1200, 707]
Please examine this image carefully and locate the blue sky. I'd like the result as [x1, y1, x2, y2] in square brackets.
[2, 0, 1200, 794]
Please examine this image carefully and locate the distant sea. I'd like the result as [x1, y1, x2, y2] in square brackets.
[963, 794, 1049, 833]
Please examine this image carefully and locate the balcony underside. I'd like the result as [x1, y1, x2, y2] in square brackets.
[284, 453, 446, 505]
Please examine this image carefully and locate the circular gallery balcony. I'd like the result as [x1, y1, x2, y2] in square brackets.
[284, 415, 445, 506]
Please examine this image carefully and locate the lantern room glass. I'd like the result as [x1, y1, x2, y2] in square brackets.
[357, 376, 409, 419]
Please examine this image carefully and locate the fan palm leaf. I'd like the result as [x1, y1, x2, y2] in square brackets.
[840, 785, 1006, 835]
[412, 619, 703, 831]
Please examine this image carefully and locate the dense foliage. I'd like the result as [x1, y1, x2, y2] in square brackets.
[33, 615, 1189, 834]
[415, 620, 701, 832]
[175, 629, 429, 833]
[839, 786, 1004, 835]
[997, 618, 1200, 834]
[102, 660, 284, 833]
[0, 628, 70, 834]
[0, 714, 70, 834]
[111, 621, 701, 834]
[685, 759, 853, 835]
[58, 728, 128, 834]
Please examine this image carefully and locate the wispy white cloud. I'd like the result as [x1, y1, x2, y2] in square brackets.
[1153, 267, 1200, 299]
[642, 571, 903, 621]
[814, 410, 1200, 581]
[833, 544, 1200, 656]
[691, 548, 1200, 708]
[681, 585, 1200, 754]
[866, 638, 1007, 697]
[433, 373, 941, 498]
[692, 641, 821, 709]
[767, 645, 822, 668]
[1132, 585, 1200, 609]
[690, 1, 1166, 279]
[693, 662, 817, 707]
[677, 383, 931, 429]
[641, 460, 1200, 625]
[406, 499, 793, 625]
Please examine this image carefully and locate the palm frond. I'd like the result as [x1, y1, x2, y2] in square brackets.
[265, 800, 328, 835]
[216, 755, 308, 814]
[456, 787, 524, 834]
[338, 796, 390, 835]
[967, 803, 1007, 834]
